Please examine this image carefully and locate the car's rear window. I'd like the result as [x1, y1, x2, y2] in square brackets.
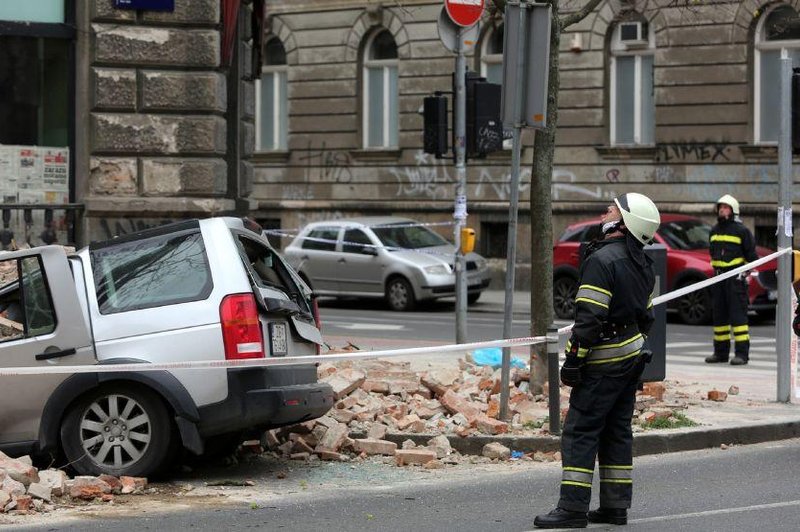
[91, 230, 213, 314]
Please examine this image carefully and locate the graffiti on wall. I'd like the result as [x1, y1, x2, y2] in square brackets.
[298, 141, 353, 184]
[552, 169, 615, 200]
[655, 143, 731, 163]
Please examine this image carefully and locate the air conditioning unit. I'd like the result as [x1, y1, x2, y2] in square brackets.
[619, 21, 648, 48]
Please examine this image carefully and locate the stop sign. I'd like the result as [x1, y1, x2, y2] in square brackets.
[445, 0, 484, 28]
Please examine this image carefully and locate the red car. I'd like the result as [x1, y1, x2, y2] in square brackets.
[552, 214, 778, 325]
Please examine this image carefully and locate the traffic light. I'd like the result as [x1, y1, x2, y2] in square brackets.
[793, 250, 800, 283]
[793, 68, 800, 155]
[423, 95, 449, 158]
[465, 72, 503, 159]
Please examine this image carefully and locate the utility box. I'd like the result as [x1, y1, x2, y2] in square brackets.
[423, 95, 449, 158]
[576, 242, 667, 382]
[641, 244, 667, 382]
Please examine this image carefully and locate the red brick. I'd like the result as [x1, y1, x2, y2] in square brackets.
[642, 382, 665, 402]
[13, 495, 32, 512]
[322, 368, 366, 400]
[421, 368, 461, 396]
[291, 436, 315, 455]
[361, 380, 390, 394]
[314, 423, 349, 453]
[98, 474, 123, 494]
[476, 415, 509, 435]
[486, 399, 500, 419]
[367, 423, 388, 440]
[0, 457, 39, 487]
[395, 449, 437, 466]
[395, 414, 421, 431]
[440, 389, 481, 424]
[119, 476, 147, 495]
[317, 450, 346, 461]
[708, 390, 728, 402]
[353, 438, 397, 456]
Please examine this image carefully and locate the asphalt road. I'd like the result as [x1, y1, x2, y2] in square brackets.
[22, 438, 800, 531]
[318, 299, 779, 371]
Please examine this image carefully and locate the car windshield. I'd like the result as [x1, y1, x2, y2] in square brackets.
[658, 219, 711, 250]
[371, 224, 450, 249]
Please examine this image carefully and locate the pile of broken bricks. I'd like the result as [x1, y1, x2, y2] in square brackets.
[262, 357, 691, 466]
[0, 451, 150, 515]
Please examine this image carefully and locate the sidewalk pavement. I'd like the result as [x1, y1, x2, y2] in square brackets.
[331, 288, 800, 457]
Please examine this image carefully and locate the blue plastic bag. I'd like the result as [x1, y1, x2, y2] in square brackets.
[471, 347, 527, 369]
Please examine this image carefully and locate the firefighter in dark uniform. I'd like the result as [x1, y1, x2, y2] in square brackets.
[534, 193, 660, 529]
[704, 195, 758, 366]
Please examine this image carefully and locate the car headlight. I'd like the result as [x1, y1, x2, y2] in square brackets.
[475, 258, 487, 270]
[424, 264, 451, 275]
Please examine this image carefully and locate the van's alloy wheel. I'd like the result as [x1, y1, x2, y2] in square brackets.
[61, 385, 174, 477]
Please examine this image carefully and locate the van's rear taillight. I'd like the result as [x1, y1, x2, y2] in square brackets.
[220, 293, 265, 360]
[311, 296, 322, 355]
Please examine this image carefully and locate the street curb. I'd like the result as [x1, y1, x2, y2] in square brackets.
[355, 419, 800, 457]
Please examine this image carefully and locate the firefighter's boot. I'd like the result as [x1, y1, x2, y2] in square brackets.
[587, 507, 627, 525]
[534, 507, 588, 528]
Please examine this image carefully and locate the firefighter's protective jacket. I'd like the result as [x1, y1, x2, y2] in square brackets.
[709, 218, 758, 271]
[566, 236, 655, 368]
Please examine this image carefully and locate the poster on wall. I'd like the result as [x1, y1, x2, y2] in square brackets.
[0, 145, 70, 250]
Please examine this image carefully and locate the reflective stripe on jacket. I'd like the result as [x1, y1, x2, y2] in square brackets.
[709, 218, 757, 271]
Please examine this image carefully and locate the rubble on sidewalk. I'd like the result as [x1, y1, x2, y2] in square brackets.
[262, 356, 695, 466]
[0, 450, 151, 515]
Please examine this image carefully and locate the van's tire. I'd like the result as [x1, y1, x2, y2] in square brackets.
[60, 384, 175, 477]
[386, 277, 416, 311]
[467, 292, 481, 305]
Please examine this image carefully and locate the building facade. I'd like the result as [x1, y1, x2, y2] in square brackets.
[1, 0, 798, 289]
[252, 0, 799, 286]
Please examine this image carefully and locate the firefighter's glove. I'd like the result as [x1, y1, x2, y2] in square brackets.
[641, 349, 653, 363]
[561, 340, 582, 387]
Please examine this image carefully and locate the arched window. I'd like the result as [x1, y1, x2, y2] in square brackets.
[609, 19, 655, 145]
[363, 29, 398, 148]
[754, 5, 800, 143]
[480, 24, 504, 84]
[256, 37, 288, 151]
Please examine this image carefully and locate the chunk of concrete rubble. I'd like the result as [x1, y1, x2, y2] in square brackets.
[0, 489, 10, 509]
[395, 449, 437, 466]
[427, 435, 452, 458]
[2, 477, 26, 498]
[728, 385, 740, 396]
[513, 400, 549, 425]
[27, 482, 52, 502]
[317, 450, 348, 461]
[424, 459, 445, 469]
[421, 368, 461, 396]
[401, 439, 417, 450]
[353, 439, 397, 456]
[315, 422, 349, 453]
[367, 423, 388, 440]
[39, 469, 69, 497]
[321, 368, 366, 400]
[482, 442, 511, 460]
[0, 455, 39, 486]
[290, 452, 310, 461]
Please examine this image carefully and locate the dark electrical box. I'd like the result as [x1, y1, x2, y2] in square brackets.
[465, 72, 503, 159]
[423, 95, 449, 158]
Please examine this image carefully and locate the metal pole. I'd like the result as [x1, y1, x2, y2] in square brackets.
[547, 325, 561, 435]
[499, 0, 528, 421]
[777, 52, 793, 403]
[454, 28, 468, 344]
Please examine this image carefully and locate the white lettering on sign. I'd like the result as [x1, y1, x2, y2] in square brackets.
[449, 0, 482, 4]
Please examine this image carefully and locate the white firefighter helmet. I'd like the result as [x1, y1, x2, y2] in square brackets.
[613, 193, 661, 245]
[716, 194, 740, 216]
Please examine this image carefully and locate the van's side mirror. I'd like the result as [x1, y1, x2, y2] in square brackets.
[362, 246, 378, 256]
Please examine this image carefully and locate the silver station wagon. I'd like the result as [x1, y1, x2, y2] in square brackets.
[0, 217, 333, 477]
[282, 217, 492, 311]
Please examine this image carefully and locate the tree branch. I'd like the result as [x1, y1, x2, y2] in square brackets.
[560, 0, 604, 30]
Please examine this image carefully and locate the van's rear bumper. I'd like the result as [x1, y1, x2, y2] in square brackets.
[196, 364, 334, 437]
